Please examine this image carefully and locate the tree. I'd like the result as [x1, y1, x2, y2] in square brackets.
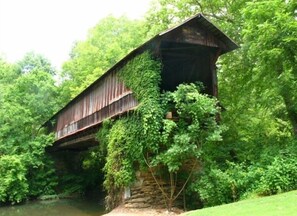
[241, 0, 297, 136]
[145, 0, 297, 158]
[144, 83, 223, 210]
[17, 52, 55, 75]
[145, 0, 246, 41]
[0, 58, 20, 84]
[0, 61, 58, 155]
[0, 55, 58, 203]
[60, 16, 148, 100]
[143, 1, 297, 207]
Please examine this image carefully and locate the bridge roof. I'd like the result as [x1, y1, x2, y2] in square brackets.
[44, 13, 238, 130]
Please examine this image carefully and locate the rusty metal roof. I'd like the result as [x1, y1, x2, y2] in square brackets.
[44, 13, 238, 127]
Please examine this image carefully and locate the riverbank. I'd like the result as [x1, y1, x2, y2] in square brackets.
[103, 205, 184, 216]
[0, 198, 105, 216]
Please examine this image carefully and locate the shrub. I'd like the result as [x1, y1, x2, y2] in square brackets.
[256, 154, 297, 195]
[0, 155, 29, 204]
[195, 167, 234, 206]
[192, 150, 297, 207]
[192, 162, 258, 206]
[27, 157, 58, 197]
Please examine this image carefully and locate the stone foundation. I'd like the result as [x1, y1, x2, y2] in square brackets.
[124, 171, 183, 209]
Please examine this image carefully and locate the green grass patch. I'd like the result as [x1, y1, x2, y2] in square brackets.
[184, 190, 297, 216]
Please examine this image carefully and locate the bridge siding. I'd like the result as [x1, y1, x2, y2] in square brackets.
[56, 70, 138, 140]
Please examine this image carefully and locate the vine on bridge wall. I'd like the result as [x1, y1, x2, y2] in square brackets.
[96, 52, 223, 210]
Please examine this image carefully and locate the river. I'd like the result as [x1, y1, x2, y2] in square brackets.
[0, 199, 105, 216]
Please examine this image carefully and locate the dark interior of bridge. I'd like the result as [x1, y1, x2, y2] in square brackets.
[159, 42, 217, 95]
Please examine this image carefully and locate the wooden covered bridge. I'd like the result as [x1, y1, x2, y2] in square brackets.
[44, 13, 238, 151]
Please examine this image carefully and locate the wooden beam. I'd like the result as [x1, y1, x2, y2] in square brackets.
[58, 133, 97, 149]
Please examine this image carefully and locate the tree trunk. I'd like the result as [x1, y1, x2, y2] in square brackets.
[282, 92, 297, 137]
[276, 66, 297, 137]
[167, 199, 173, 212]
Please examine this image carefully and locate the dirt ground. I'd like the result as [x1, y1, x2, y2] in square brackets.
[102, 205, 184, 216]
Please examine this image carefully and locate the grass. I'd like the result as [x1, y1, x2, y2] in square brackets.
[184, 190, 297, 216]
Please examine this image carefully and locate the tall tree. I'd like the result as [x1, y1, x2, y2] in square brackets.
[0, 55, 58, 203]
[145, 0, 246, 41]
[17, 52, 55, 75]
[60, 16, 148, 100]
[0, 54, 58, 152]
[145, 0, 297, 150]
[241, 0, 297, 136]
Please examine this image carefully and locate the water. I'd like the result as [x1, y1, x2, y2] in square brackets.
[0, 199, 105, 216]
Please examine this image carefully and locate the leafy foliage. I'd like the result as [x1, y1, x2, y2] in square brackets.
[101, 117, 143, 209]
[0, 155, 29, 204]
[241, 0, 297, 136]
[194, 149, 297, 207]
[145, 0, 297, 209]
[145, 0, 246, 40]
[155, 83, 222, 172]
[17, 52, 55, 75]
[257, 153, 297, 195]
[98, 52, 162, 209]
[60, 16, 148, 100]
[118, 52, 163, 152]
[97, 52, 223, 210]
[0, 0, 296, 210]
[0, 54, 59, 204]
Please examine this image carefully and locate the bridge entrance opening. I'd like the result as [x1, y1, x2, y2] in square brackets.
[160, 42, 217, 95]
[51, 148, 105, 203]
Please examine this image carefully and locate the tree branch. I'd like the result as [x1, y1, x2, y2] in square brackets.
[173, 160, 198, 201]
[143, 154, 170, 202]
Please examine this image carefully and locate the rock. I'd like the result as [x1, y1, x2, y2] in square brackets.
[128, 197, 149, 203]
[124, 202, 150, 208]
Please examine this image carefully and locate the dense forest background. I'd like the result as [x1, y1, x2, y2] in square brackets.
[0, 0, 296, 209]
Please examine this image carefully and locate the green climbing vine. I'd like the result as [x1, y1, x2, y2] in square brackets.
[119, 51, 164, 151]
[97, 51, 223, 210]
[99, 52, 164, 209]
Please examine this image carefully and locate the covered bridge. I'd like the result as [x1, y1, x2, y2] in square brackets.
[44, 13, 238, 151]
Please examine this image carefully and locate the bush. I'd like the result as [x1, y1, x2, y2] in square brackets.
[194, 167, 234, 206]
[256, 154, 297, 195]
[191, 150, 297, 207]
[0, 155, 29, 204]
[192, 162, 258, 206]
[27, 157, 58, 197]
